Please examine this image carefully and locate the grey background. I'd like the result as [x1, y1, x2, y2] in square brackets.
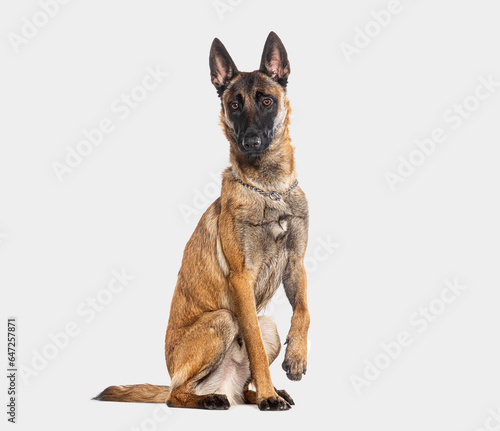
[1, 0, 500, 430]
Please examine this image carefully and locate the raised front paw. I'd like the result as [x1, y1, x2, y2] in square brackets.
[282, 338, 307, 381]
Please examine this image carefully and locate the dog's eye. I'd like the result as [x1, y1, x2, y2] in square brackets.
[231, 102, 239, 110]
[262, 98, 273, 107]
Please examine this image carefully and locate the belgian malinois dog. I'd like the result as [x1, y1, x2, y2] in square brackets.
[94, 32, 309, 411]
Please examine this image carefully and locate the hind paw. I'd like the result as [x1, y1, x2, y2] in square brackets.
[201, 394, 230, 410]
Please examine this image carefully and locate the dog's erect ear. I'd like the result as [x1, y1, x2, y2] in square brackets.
[259, 32, 290, 88]
[209, 38, 239, 97]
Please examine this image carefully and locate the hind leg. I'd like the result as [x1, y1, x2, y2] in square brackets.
[194, 315, 286, 407]
[165, 309, 238, 410]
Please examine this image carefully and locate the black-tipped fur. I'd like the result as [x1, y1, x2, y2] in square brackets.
[93, 384, 171, 403]
[259, 31, 290, 88]
[209, 38, 239, 97]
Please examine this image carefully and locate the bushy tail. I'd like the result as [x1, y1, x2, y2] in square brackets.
[93, 384, 171, 403]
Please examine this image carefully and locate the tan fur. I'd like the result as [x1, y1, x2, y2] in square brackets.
[94, 384, 171, 403]
[94, 32, 309, 411]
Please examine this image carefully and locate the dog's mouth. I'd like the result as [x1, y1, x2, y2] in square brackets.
[237, 144, 270, 158]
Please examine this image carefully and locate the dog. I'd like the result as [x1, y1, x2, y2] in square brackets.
[94, 31, 310, 411]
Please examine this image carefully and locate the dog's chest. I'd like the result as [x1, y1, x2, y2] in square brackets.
[253, 242, 288, 312]
[246, 203, 294, 311]
[263, 205, 291, 240]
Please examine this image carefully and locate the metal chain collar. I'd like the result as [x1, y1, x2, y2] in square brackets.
[232, 174, 298, 201]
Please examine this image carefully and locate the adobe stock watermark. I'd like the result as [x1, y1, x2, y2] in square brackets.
[179, 171, 221, 224]
[18, 268, 134, 385]
[7, 0, 73, 54]
[339, 0, 404, 63]
[350, 278, 467, 395]
[304, 235, 340, 274]
[130, 404, 174, 431]
[265, 235, 339, 315]
[51, 65, 168, 183]
[384, 74, 499, 191]
[213, 0, 243, 21]
[472, 407, 500, 431]
[124, 339, 309, 430]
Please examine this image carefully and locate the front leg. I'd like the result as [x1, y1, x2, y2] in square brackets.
[229, 271, 291, 410]
[220, 204, 291, 410]
[282, 257, 310, 381]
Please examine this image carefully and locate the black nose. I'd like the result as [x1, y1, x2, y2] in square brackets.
[243, 136, 262, 151]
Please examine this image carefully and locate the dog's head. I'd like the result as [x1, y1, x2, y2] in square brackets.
[209, 32, 291, 158]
